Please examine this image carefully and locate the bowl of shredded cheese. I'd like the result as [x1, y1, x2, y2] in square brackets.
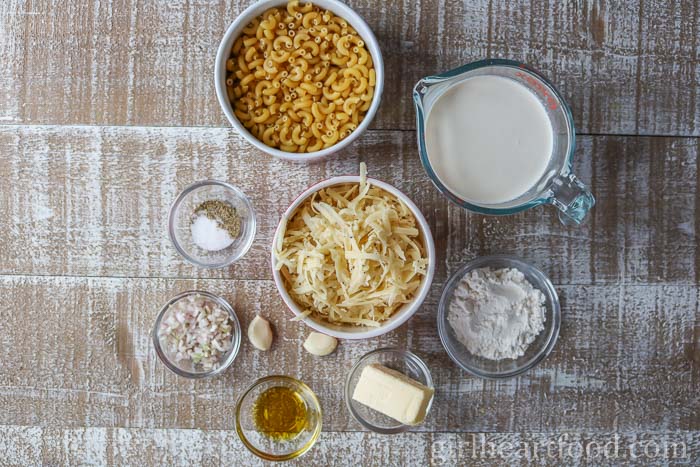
[271, 164, 435, 339]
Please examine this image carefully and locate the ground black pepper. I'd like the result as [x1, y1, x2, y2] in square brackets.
[194, 200, 241, 239]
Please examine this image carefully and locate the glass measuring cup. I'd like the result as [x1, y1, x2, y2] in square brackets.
[413, 59, 594, 225]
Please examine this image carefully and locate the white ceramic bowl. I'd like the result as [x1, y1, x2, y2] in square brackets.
[271, 176, 436, 339]
[215, 0, 385, 162]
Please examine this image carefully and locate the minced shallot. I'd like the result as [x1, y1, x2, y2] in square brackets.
[159, 294, 234, 370]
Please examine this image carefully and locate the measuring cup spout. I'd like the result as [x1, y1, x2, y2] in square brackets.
[549, 174, 595, 225]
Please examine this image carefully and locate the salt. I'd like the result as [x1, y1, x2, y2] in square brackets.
[191, 214, 235, 251]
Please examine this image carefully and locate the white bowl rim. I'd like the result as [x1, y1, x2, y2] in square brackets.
[214, 0, 385, 162]
[270, 175, 436, 339]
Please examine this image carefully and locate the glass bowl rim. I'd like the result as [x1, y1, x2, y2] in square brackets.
[168, 179, 257, 269]
[344, 347, 435, 434]
[437, 254, 561, 379]
[151, 290, 242, 379]
[234, 374, 323, 462]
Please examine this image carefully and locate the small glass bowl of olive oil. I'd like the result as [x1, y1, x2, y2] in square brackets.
[235, 375, 322, 461]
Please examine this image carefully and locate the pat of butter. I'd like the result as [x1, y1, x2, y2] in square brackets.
[351, 363, 434, 425]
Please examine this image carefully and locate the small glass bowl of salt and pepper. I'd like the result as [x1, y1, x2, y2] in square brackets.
[169, 180, 256, 268]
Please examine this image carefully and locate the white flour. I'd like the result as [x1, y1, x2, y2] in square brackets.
[447, 267, 546, 360]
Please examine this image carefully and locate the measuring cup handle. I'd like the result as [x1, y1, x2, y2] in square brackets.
[549, 174, 595, 225]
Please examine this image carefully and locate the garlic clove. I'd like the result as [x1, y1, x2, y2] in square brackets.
[303, 332, 337, 356]
[248, 315, 273, 351]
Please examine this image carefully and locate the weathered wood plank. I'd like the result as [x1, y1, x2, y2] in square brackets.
[1, 0, 699, 465]
[1, 425, 698, 466]
[0, 0, 697, 135]
[637, 0, 700, 136]
[1, 125, 698, 285]
[0, 275, 696, 432]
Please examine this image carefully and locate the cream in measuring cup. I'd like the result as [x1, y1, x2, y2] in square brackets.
[425, 75, 553, 204]
[414, 59, 595, 225]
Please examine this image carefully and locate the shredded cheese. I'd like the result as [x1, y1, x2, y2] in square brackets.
[274, 164, 428, 327]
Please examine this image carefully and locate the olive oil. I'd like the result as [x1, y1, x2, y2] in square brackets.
[252, 386, 309, 441]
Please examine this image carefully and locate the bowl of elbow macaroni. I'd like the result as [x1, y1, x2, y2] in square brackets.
[215, 0, 384, 161]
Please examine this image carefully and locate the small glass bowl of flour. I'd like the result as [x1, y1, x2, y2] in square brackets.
[437, 255, 560, 379]
[169, 180, 256, 268]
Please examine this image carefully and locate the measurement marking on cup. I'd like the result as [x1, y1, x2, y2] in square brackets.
[516, 71, 558, 110]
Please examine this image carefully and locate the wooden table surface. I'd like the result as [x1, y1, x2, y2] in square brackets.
[1, 0, 699, 465]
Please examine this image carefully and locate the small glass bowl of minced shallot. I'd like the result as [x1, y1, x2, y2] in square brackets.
[169, 180, 256, 269]
[437, 255, 561, 379]
[152, 290, 242, 378]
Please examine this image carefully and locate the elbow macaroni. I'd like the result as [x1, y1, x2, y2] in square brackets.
[226, 0, 376, 153]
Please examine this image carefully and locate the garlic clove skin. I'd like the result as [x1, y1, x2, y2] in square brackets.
[247, 315, 273, 351]
[303, 332, 337, 356]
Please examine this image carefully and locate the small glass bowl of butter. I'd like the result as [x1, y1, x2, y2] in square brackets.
[344, 348, 435, 434]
